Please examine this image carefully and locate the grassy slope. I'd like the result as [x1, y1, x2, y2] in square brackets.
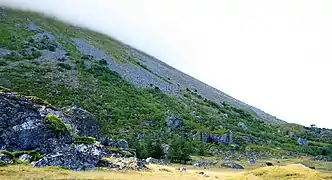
[0, 8, 332, 159]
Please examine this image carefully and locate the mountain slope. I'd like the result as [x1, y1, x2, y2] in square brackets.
[1, 7, 332, 162]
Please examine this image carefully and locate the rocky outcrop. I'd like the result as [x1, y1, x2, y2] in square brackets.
[0, 92, 72, 152]
[33, 143, 104, 170]
[221, 161, 244, 169]
[194, 131, 233, 145]
[0, 91, 115, 170]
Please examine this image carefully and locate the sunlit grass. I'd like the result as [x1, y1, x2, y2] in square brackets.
[232, 164, 332, 180]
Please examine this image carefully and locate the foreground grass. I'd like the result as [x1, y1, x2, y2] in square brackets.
[0, 164, 237, 180]
[1, 164, 332, 180]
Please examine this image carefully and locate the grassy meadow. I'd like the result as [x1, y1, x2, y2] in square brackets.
[1, 159, 332, 180]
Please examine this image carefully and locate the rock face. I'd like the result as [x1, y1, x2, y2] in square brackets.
[297, 138, 308, 146]
[0, 92, 71, 152]
[194, 131, 233, 145]
[0, 91, 113, 170]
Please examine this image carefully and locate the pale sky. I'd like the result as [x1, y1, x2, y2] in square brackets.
[1, 0, 332, 128]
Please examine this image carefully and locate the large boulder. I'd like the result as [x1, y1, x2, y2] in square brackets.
[33, 143, 103, 170]
[0, 92, 71, 152]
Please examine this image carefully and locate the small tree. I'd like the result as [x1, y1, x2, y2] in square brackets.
[169, 135, 192, 164]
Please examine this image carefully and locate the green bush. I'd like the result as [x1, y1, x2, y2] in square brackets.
[45, 113, 68, 134]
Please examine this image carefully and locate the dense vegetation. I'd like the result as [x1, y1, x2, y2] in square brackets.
[0, 8, 332, 163]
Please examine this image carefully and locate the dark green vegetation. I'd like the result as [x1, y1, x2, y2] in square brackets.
[0, 8, 332, 163]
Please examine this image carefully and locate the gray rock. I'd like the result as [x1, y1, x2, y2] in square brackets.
[117, 139, 129, 149]
[238, 122, 248, 130]
[248, 159, 255, 164]
[221, 161, 244, 169]
[194, 130, 233, 145]
[297, 138, 308, 146]
[0, 92, 71, 152]
[161, 143, 170, 155]
[18, 154, 32, 162]
[34, 143, 103, 170]
[26, 23, 39, 31]
[0, 153, 10, 164]
[62, 106, 99, 138]
[137, 133, 145, 140]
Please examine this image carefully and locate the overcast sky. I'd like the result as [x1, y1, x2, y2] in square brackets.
[1, 0, 332, 128]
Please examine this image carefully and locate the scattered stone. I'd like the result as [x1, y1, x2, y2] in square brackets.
[176, 167, 187, 172]
[197, 171, 209, 177]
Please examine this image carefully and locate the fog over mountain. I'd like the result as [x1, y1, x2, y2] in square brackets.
[1, 0, 332, 128]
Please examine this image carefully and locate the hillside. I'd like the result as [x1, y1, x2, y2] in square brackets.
[1, 7, 332, 168]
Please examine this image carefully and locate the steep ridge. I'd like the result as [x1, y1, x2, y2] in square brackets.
[0, 7, 332, 165]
